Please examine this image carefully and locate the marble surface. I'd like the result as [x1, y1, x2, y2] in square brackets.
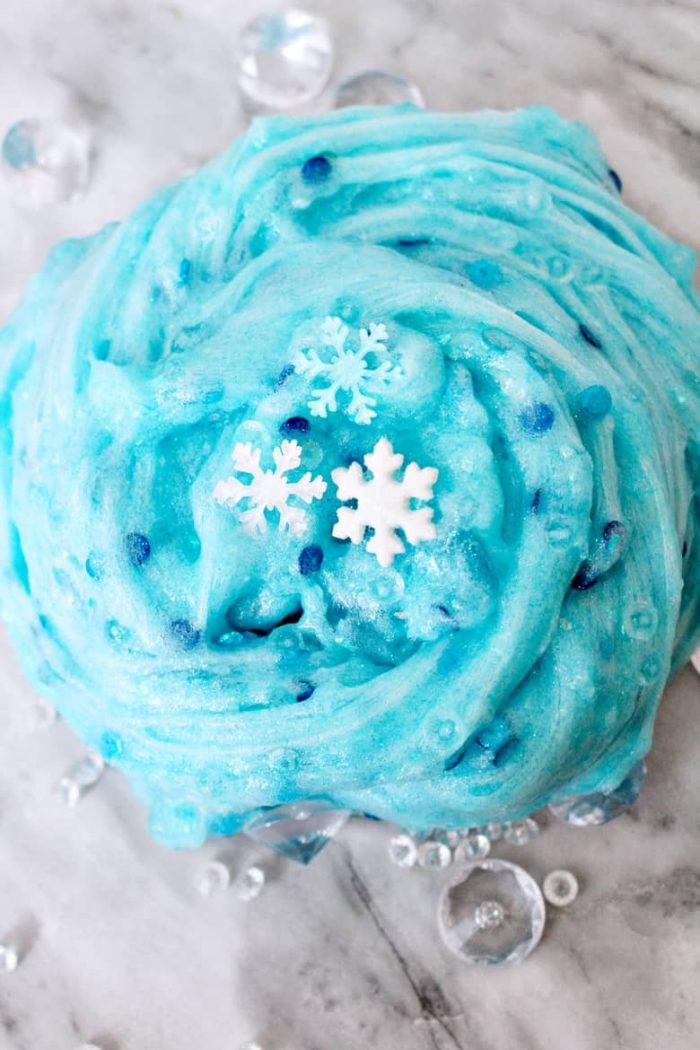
[0, 1, 699, 1048]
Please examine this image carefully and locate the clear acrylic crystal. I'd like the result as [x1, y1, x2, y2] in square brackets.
[417, 840, 452, 870]
[195, 858, 232, 897]
[438, 858, 546, 965]
[2, 118, 91, 209]
[75, 1045, 103, 1050]
[433, 828, 461, 849]
[336, 70, 425, 109]
[549, 760, 646, 826]
[0, 944, 18, 973]
[56, 752, 104, 807]
[543, 869, 579, 907]
[233, 865, 265, 902]
[235, 10, 333, 112]
[388, 832, 418, 868]
[28, 698, 57, 733]
[235, 1043, 264, 1050]
[243, 801, 350, 864]
[454, 832, 491, 863]
[503, 817, 540, 845]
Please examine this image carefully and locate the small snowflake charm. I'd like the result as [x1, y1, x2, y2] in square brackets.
[332, 438, 438, 567]
[214, 440, 327, 536]
[294, 316, 399, 425]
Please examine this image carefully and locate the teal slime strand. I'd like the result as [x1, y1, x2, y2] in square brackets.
[1, 105, 699, 846]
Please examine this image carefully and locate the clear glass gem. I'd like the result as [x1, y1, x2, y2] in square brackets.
[454, 832, 491, 863]
[335, 70, 425, 109]
[433, 828, 461, 849]
[243, 801, 350, 864]
[503, 817, 540, 845]
[549, 760, 647, 826]
[438, 858, 546, 966]
[28, 698, 57, 733]
[233, 865, 265, 902]
[543, 869, 579, 907]
[235, 1043, 264, 1050]
[195, 858, 232, 897]
[56, 752, 104, 807]
[235, 10, 333, 112]
[481, 821, 504, 842]
[416, 840, 452, 869]
[2, 118, 91, 209]
[0, 944, 18, 973]
[388, 832, 418, 868]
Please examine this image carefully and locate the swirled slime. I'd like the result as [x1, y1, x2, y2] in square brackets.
[1, 106, 699, 846]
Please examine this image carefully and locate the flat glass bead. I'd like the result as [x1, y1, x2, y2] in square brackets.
[243, 801, 350, 864]
[438, 859, 546, 965]
[0, 944, 18, 973]
[388, 832, 418, 868]
[335, 70, 425, 109]
[543, 869, 579, 907]
[233, 865, 265, 902]
[1, 118, 91, 209]
[195, 859, 232, 897]
[235, 10, 333, 112]
[454, 832, 491, 862]
[416, 840, 452, 869]
[503, 817, 540, 845]
[549, 760, 646, 826]
[56, 752, 104, 806]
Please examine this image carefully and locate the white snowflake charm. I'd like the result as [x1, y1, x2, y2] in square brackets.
[214, 439, 327, 536]
[332, 438, 438, 567]
[294, 316, 399, 425]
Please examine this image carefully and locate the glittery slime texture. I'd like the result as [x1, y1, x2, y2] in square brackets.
[1, 106, 699, 846]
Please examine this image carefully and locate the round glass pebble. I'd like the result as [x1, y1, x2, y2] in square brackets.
[481, 821, 503, 842]
[549, 760, 646, 826]
[543, 869, 579, 907]
[233, 865, 265, 902]
[503, 817, 540, 845]
[454, 832, 491, 863]
[195, 858, 232, 897]
[438, 858, 546, 965]
[388, 832, 418, 868]
[0, 944, 18, 973]
[235, 10, 333, 112]
[1, 118, 91, 209]
[417, 840, 452, 870]
[335, 70, 425, 109]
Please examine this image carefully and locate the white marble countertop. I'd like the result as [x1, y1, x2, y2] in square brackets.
[1, 2, 699, 1048]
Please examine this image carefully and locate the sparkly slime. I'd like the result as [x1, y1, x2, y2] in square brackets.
[1, 106, 699, 847]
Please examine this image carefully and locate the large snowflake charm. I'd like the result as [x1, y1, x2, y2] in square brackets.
[332, 438, 438, 567]
[294, 316, 399, 425]
[214, 440, 327, 536]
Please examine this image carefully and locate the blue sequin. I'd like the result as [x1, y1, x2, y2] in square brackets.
[169, 619, 201, 649]
[126, 531, 151, 566]
[299, 544, 324, 575]
[280, 416, 310, 434]
[296, 682, 315, 702]
[579, 323, 602, 349]
[466, 258, 503, 290]
[609, 168, 623, 193]
[579, 384, 612, 418]
[301, 155, 332, 182]
[520, 402, 555, 435]
[276, 363, 295, 388]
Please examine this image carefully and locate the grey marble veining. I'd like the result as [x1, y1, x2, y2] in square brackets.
[0, 1, 699, 1048]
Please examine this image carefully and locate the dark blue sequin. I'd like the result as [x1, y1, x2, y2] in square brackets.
[531, 489, 542, 512]
[299, 544, 324, 575]
[520, 402, 555, 435]
[301, 155, 332, 182]
[396, 238, 429, 248]
[609, 168, 623, 193]
[579, 323, 602, 349]
[296, 682, 315, 703]
[571, 560, 599, 590]
[126, 532, 151, 566]
[276, 363, 295, 388]
[603, 520, 626, 544]
[280, 416, 310, 434]
[169, 619, 201, 649]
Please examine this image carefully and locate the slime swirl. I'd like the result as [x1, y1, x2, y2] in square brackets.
[1, 105, 699, 847]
